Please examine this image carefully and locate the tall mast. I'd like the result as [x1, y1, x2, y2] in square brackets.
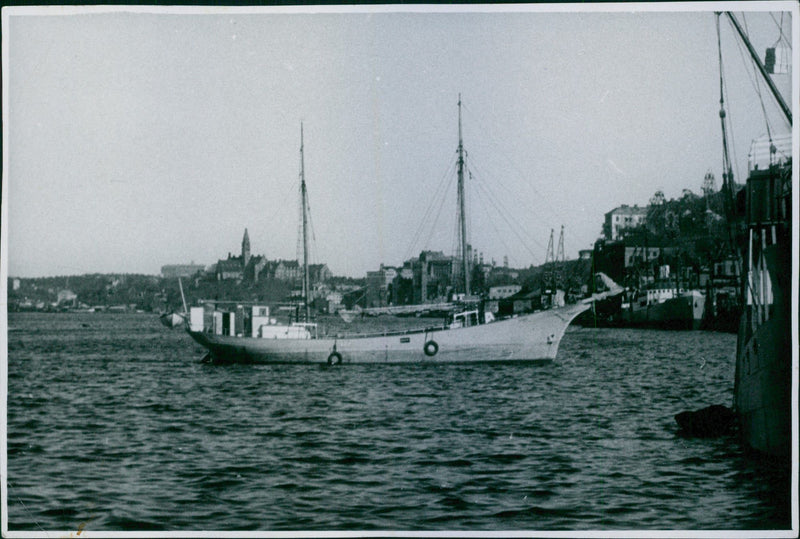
[716, 14, 737, 225]
[457, 94, 471, 296]
[300, 122, 311, 322]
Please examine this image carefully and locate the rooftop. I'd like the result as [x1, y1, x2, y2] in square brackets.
[606, 204, 648, 216]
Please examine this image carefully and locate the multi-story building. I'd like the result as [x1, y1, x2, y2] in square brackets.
[488, 285, 522, 300]
[390, 266, 415, 305]
[216, 229, 251, 281]
[603, 204, 648, 240]
[161, 263, 206, 279]
[593, 238, 677, 286]
[215, 254, 245, 281]
[365, 265, 396, 308]
[214, 228, 330, 285]
[412, 250, 455, 303]
[309, 264, 332, 284]
[273, 260, 301, 282]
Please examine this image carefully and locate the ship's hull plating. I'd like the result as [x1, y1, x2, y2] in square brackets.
[735, 242, 791, 459]
[188, 303, 590, 364]
[623, 292, 705, 330]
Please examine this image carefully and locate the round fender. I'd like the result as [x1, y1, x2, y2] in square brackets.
[327, 351, 343, 365]
[423, 340, 439, 357]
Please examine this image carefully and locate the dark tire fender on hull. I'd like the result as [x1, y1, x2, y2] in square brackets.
[424, 340, 439, 357]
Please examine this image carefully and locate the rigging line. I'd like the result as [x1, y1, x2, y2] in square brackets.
[471, 178, 519, 267]
[305, 195, 316, 244]
[421, 170, 458, 256]
[740, 11, 750, 38]
[469, 164, 547, 252]
[306, 202, 318, 266]
[729, 23, 769, 109]
[295, 186, 302, 263]
[724, 75, 743, 188]
[466, 150, 560, 238]
[727, 22, 789, 169]
[722, 21, 756, 184]
[728, 12, 792, 128]
[453, 166, 474, 267]
[402, 153, 458, 262]
[403, 160, 455, 262]
[475, 180, 541, 266]
[717, 14, 740, 186]
[468, 165, 541, 251]
[737, 12, 776, 142]
[274, 177, 300, 237]
[405, 155, 456, 253]
[468, 143, 564, 221]
[449, 160, 462, 266]
[752, 54, 775, 144]
[449, 196, 461, 274]
[770, 12, 792, 48]
[461, 103, 566, 225]
[472, 174, 542, 265]
[468, 145, 564, 226]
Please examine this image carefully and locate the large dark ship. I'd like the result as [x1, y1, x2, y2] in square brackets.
[717, 12, 793, 460]
[622, 286, 705, 330]
[733, 134, 792, 459]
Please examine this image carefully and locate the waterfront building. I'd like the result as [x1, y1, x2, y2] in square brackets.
[413, 250, 454, 303]
[603, 204, 648, 240]
[487, 266, 520, 285]
[325, 291, 344, 313]
[390, 266, 415, 305]
[488, 285, 522, 300]
[365, 265, 398, 308]
[593, 238, 678, 286]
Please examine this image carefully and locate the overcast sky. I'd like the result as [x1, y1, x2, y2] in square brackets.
[3, 3, 796, 278]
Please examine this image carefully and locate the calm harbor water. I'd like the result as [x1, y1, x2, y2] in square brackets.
[6, 312, 791, 532]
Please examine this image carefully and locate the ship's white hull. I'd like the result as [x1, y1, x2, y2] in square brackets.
[187, 302, 590, 364]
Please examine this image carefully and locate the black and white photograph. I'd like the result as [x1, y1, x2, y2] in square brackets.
[1, 2, 797, 536]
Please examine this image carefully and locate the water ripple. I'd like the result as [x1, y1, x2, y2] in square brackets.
[6, 314, 790, 531]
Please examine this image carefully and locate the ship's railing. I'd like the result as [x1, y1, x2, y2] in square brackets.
[745, 159, 792, 227]
[329, 324, 447, 340]
[748, 134, 791, 173]
[292, 322, 318, 339]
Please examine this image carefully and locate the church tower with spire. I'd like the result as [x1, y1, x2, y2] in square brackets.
[242, 228, 251, 269]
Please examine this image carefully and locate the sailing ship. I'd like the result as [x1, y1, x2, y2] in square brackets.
[185, 100, 619, 364]
[717, 12, 792, 459]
